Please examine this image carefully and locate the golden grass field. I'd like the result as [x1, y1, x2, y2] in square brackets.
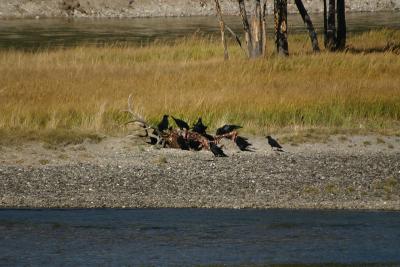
[0, 29, 399, 143]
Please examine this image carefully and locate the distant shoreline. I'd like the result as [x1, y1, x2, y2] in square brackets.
[0, 0, 399, 19]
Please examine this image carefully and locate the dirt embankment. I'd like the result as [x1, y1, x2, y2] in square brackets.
[1, 0, 399, 19]
[0, 135, 399, 210]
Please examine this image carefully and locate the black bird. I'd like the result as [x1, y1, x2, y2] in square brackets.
[147, 136, 158, 145]
[188, 139, 202, 151]
[235, 136, 253, 151]
[210, 143, 228, 157]
[157, 115, 169, 132]
[172, 116, 190, 130]
[203, 133, 215, 141]
[266, 135, 283, 151]
[216, 124, 242, 135]
[177, 135, 190, 150]
[192, 117, 207, 135]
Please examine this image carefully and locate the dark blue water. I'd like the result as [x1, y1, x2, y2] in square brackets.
[1, 12, 400, 50]
[0, 209, 399, 266]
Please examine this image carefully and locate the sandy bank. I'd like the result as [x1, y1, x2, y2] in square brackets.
[1, 135, 399, 210]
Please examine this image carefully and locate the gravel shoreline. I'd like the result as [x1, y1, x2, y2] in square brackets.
[1, 136, 399, 210]
[1, 0, 399, 19]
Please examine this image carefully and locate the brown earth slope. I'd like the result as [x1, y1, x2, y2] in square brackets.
[0, 0, 399, 18]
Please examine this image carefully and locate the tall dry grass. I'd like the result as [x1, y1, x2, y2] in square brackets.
[0, 29, 399, 142]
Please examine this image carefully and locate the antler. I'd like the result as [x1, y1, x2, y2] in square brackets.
[123, 94, 148, 128]
[123, 95, 162, 142]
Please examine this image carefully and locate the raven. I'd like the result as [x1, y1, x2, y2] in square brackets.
[235, 136, 252, 151]
[177, 135, 190, 150]
[266, 135, 283, 151]
[147, 136, 158, 145]
[157, 115, 169, 132]
[210, 143, 228, 157]
[172, 116, 190, 130]
[192, 117, 207, 135]
[203, 133, 215, 141]
[216, 124, 242, 135]
[188, 139, 202, 151]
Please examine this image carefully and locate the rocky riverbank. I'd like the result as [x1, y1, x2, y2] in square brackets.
[1, 135, 399, 210]
[0, 0, 399, 19]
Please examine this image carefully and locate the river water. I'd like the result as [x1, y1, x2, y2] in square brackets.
[0, 209, 399, 266]
[0, 12, 400, 50]
[1, 12, 400, 266]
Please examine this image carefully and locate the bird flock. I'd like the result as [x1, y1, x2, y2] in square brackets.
[148, 115, 250, 157]
[142, 114, 283, 157]
[123, 96, 282, 157]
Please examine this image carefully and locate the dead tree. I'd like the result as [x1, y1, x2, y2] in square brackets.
[213, 0, 319, 58]
[325, 0, 336, 50]
[238, 0, 268, 58]
[214, 0, 229, 60]
[238, 0, 252, 56]
[261, 0, 267, 55]
[323, 0, 347, 51]
[336, 0, 346, 50]
[274, 0, 289, 56]
[294, 0, 320, 52]
[250, 0, 264, 58]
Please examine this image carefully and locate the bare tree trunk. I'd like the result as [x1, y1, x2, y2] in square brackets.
[261, 0, 267, 55]
[294, 0, 320, 52]
[250, 0, 263, 58]
[325, 0, 336, 51]
[323, 0, 328, 47]
[336, 0, 346, 50]
[238, 0, 267, 58]
[238, 0, 252, 57]
[214, 0, 229, 60]
[323, 0, 347, 51]
[274, 0, 289, 56]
